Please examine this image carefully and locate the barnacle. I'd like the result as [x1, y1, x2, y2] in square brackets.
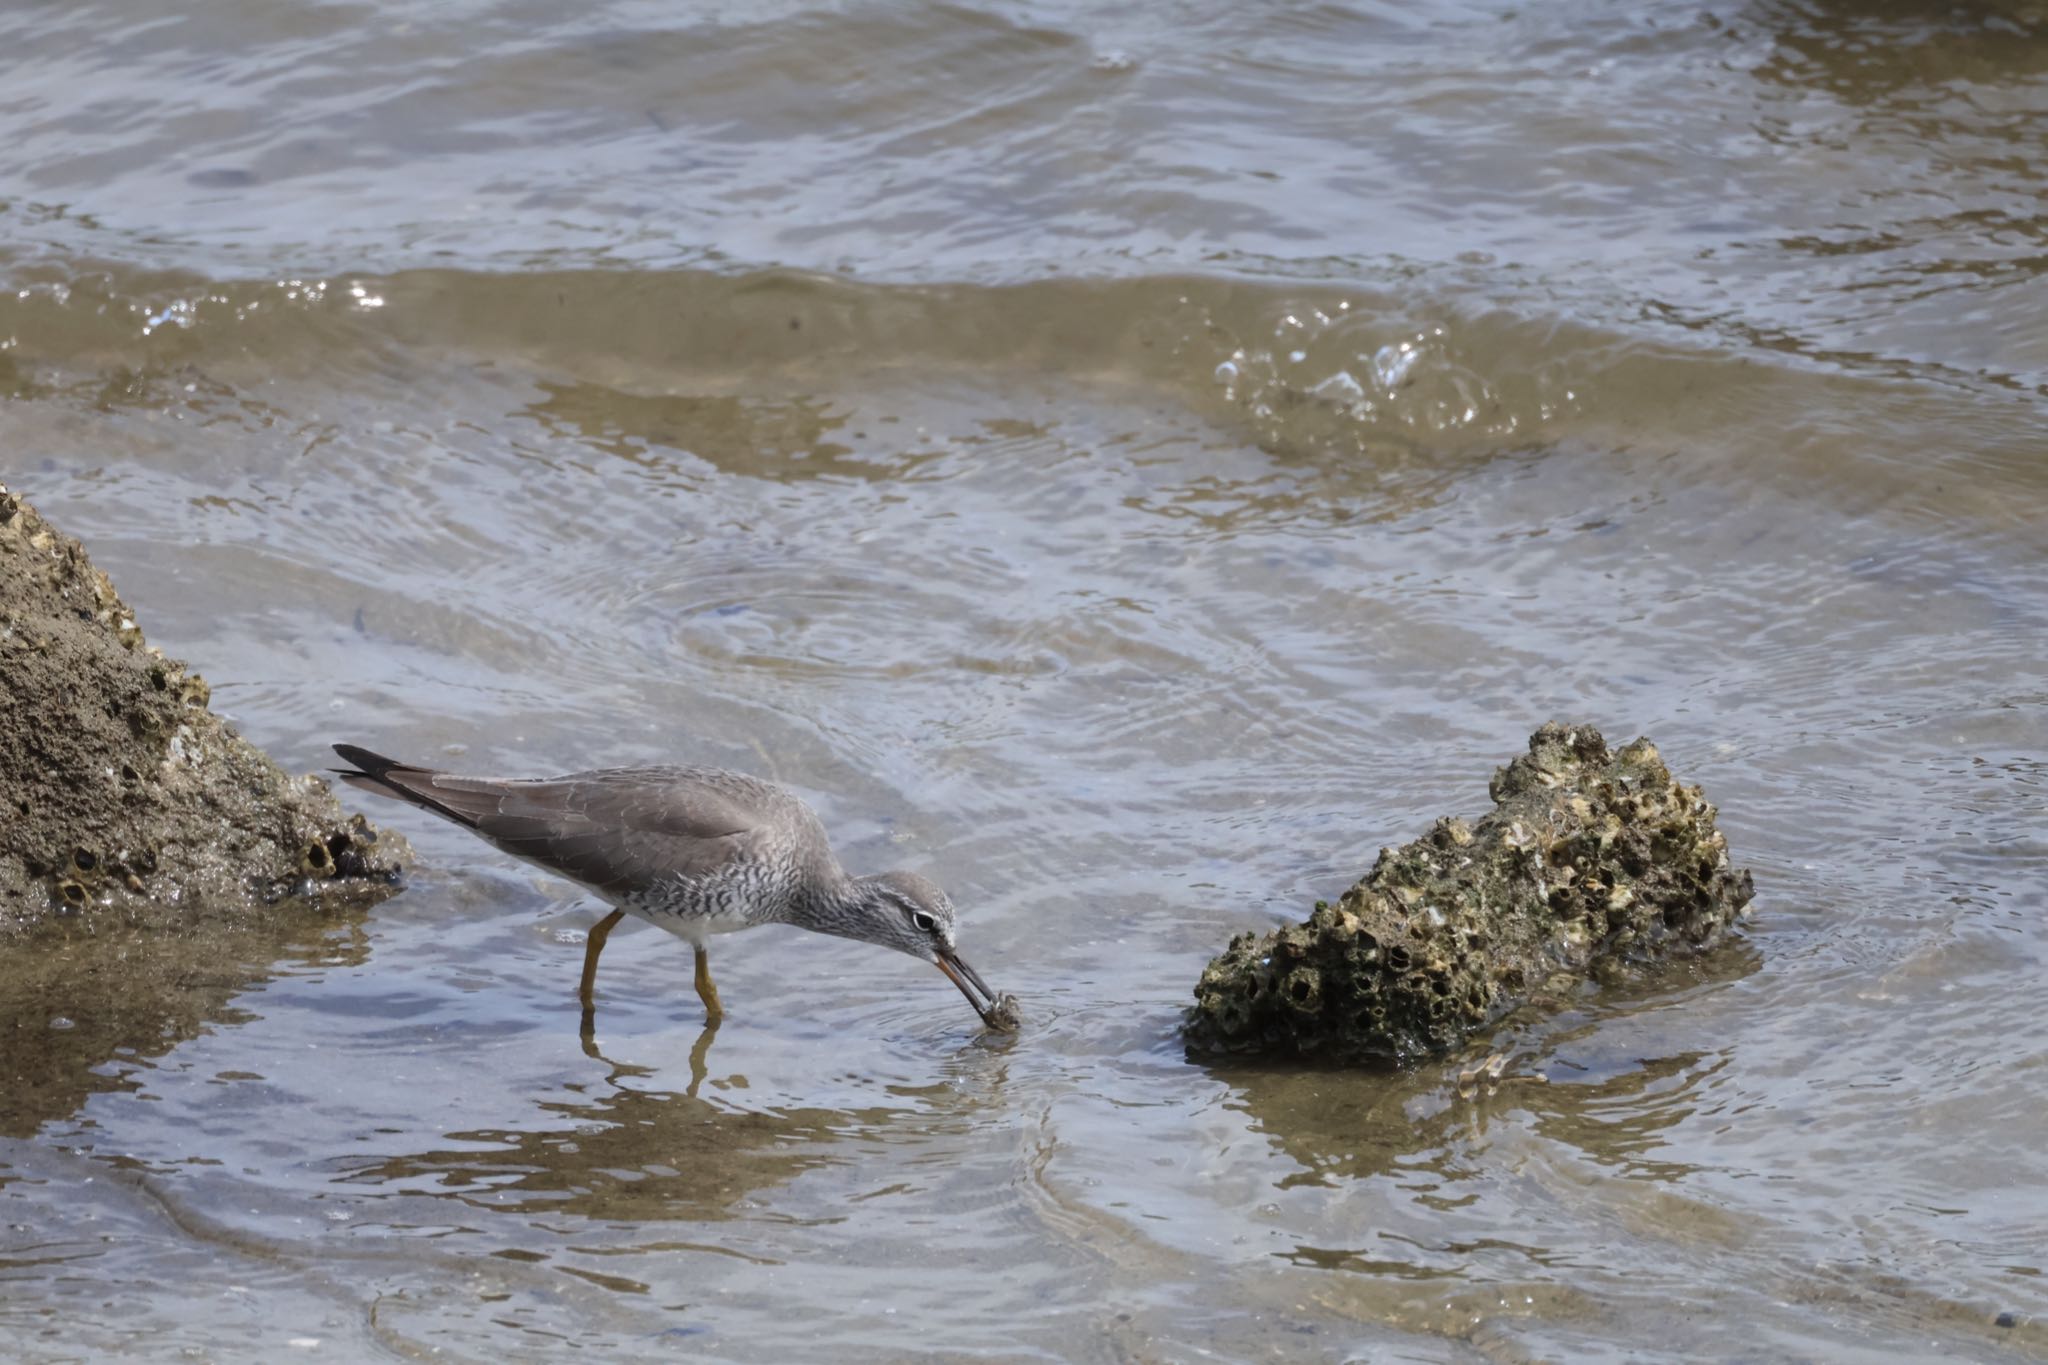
[1184, 723, 1755, 1063]
[1, 484, 409, 924]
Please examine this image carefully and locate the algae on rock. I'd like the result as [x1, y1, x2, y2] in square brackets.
[0, 483, 407, 937]
[1184, 723, 1754, 1064]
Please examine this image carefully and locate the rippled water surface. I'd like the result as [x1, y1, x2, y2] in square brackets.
[3, 1, 2046, 1361]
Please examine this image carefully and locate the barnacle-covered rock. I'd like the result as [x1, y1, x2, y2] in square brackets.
[0, 483, 408, 936]
[1184, 723, 1753, 1063]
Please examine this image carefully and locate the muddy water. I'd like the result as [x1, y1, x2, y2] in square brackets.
[3, 1, 2046, 1361]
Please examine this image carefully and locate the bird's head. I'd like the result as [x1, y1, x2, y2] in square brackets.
[847, 870, 1007, 1028]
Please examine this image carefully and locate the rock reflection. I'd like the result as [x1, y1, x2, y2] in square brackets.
[1203, 954, 1759, 1189]
[335, 1029, 909, 1222]
[0, 904, 374, 1139]
[1207, 1059, 1497, 1190]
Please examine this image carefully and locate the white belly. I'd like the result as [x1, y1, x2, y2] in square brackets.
[643, 903, 758, 944]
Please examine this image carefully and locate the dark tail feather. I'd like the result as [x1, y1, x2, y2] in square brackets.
[331, 744, 477, 827]
[332, 743, 408, 782]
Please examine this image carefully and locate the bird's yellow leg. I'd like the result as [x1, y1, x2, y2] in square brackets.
[694, 944, 724, 1022]
[580, 909, 625, 1013]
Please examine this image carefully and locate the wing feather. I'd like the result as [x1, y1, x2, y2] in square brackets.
[333, 746, 796, 898]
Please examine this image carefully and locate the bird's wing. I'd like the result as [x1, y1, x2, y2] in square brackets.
[443, 771, 767, 895]
[334, 747, 780, 896]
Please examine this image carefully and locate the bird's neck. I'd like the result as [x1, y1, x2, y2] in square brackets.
[787, 863, 870, 936]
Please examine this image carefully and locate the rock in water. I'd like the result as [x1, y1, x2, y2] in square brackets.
[1184, 723, 1754, 1063]
[0, 484, 406, 935]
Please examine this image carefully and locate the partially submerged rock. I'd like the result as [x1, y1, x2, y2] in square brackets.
[1184, 723, 1754, 1063]
[0, 484, 406, 937]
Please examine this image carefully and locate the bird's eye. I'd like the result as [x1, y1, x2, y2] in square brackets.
[911, 910, 938, 933]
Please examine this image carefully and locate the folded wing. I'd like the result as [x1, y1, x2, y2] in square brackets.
[332, 744, 763, 897]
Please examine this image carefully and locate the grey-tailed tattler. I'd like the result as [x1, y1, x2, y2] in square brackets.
[332, 745, 1016, 1031]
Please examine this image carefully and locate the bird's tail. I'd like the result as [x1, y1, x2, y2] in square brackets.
[331, 744, 476, 827]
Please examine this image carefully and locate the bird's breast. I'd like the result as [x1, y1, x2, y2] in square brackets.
[622, 860, 797, 942]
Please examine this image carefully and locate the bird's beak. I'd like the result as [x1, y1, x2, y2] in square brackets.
[934, 948, 1005, 1029]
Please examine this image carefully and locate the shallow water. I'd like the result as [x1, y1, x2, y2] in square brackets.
[4, 1, 2047, 1360]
